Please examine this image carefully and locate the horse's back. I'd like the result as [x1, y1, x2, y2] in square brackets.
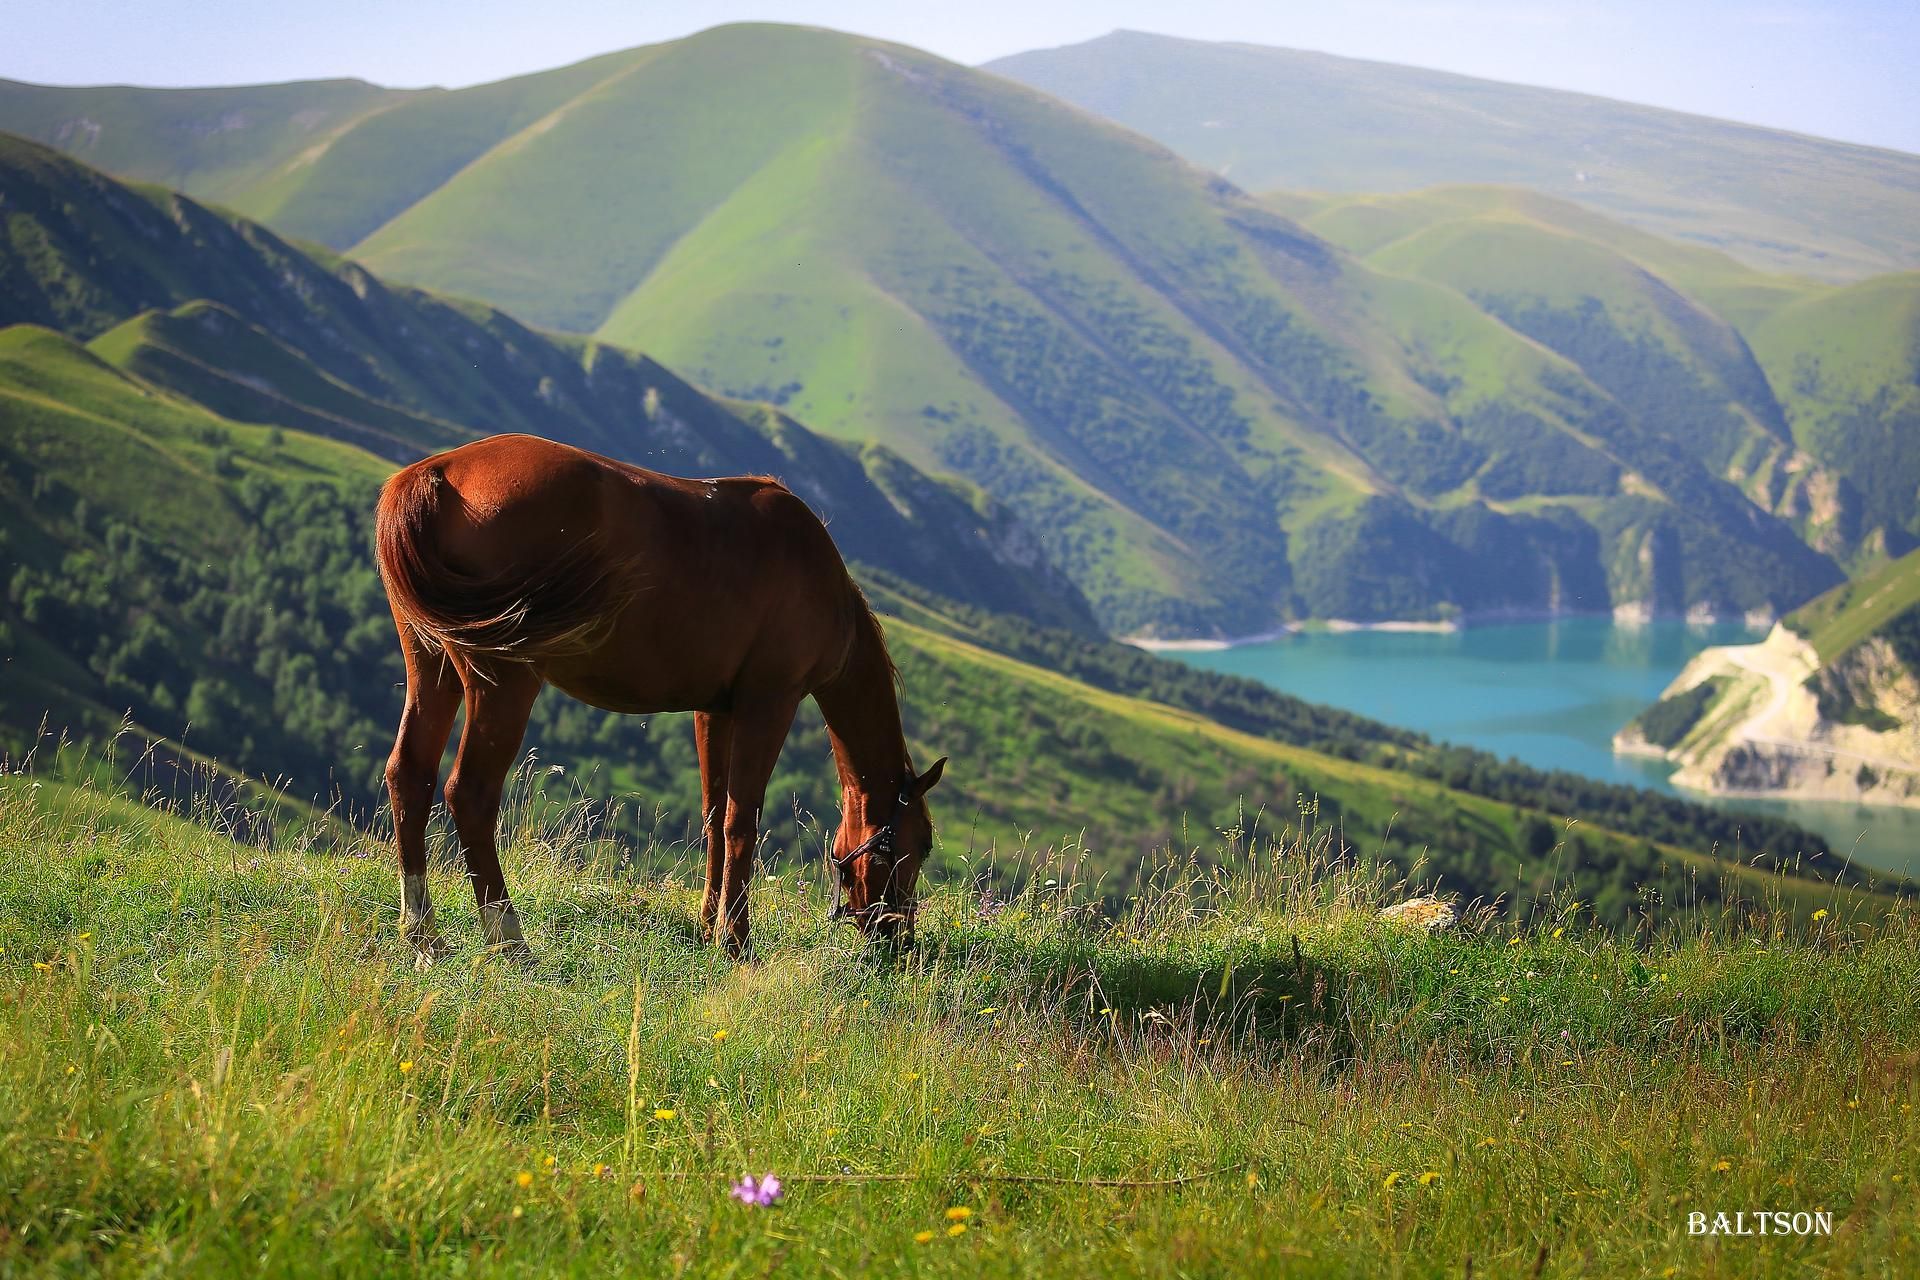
[385, 434, 856, 708]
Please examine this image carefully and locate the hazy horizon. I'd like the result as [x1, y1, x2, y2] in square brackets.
[5, 1, 1917, 156]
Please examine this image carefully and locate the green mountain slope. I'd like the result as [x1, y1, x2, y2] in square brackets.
[0, 26, 1857, 633]
[0, 133, 1091, 632]
[1743, 273, 1920, 556]
[984, 30, 1920, 281]
[1301, 186, 1917, 572]
[0, 76, 412, 210]
[1788, 548, 1920, 665]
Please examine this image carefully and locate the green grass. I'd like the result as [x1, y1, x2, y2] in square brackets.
[1785, 547, 1920, 664]
[2, 769, 1916, 1277]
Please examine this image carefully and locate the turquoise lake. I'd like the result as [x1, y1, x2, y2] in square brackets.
[1164, 619, 1918, 881]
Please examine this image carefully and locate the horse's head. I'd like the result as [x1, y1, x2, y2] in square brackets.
[830, 757, 946, 948]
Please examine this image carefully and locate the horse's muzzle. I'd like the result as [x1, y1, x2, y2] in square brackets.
[833, 900, 915, 950]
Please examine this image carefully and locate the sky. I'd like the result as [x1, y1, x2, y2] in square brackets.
[6, 1, 1917, 154]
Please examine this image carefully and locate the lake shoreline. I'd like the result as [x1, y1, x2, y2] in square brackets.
[1155, 616, 1913, 877]
[1124, 607, 1774, 652]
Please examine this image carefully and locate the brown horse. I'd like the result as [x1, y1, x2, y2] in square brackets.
[374, 433, 945, 960]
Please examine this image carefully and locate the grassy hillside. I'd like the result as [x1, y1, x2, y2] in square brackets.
[0, 75, 412, 208]
[984, 30, 1920, 281]
[1744, 272, 1920, 554]
[1301, 185, 1917, 573]
[1787, 548, 1920, 666]
[0, 132, 1091, 632]
[2, 774, 1915, 1276]
[0, 24, 1861, 633]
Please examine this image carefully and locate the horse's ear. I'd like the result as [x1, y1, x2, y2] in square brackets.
[915, 757, 947, 796]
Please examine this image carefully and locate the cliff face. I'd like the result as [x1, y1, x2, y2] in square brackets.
[1615, 622, 1920, 808]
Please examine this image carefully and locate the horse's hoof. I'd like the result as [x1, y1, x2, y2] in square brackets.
[487, 939, 537, 968]
[406, 929, 453, 970]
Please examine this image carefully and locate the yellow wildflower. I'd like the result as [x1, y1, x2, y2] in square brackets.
[593, 1163, 610, 1178]
[1418, 1171, 1440, 1186]
[1383, 1172, 1403, 1189]
[1812, 909, 1829, 922]
[947, 1223, 968, 1237]
[654, 1108, 676, 1121]
[1713, 1160, 1731, 1172]
[398, 1060, 415, 1074]
[712, 1029, 728, 1043]
[914, 1230, 935, 1244]
[515, 1170, 533, 1188]
[945, 1206, 973, 1221]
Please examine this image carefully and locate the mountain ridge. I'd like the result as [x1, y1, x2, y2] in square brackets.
[985, 29, 1920, 281]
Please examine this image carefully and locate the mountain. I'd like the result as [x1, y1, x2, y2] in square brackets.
[0, 132, 1091, 632]
[1617, 548, 1920, 806]
[0, 75, 413, 214]
[0, 26, 1861, 635]
[1296, 185, 1920, 574]
[984, 29, 1920, 282]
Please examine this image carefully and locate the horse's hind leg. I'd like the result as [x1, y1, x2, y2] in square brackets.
[694, 711, 733, 946]
[444, 664, 544, 958]
[385, 625, 461, 965]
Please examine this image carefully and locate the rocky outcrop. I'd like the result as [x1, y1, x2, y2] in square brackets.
[1615, 624, 1920, 808]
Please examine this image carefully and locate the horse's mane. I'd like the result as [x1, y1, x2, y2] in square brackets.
[844, 574, 903, 695]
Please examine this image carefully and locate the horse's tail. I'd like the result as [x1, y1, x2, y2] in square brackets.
[375, 461, 621, 664]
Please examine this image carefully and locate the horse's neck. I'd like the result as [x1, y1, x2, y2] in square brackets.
[814, 604, 906, 824]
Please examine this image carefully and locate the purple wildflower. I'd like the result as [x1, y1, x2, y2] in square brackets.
[730, 1173, 784, 1207]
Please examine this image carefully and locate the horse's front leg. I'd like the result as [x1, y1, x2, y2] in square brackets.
[694, 711, 733, 946]
[718, 696, 801, 960]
